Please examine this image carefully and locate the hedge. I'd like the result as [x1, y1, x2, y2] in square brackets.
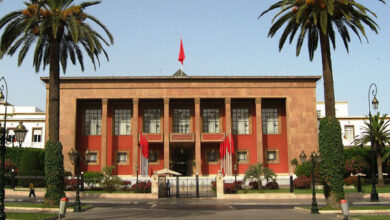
[44, 141, 65, 205]
[6, 147, 45, 171]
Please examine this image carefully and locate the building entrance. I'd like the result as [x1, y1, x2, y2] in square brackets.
[170, 145, 194, 176]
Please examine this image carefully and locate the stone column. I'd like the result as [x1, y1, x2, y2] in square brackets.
[216, 172, 224, 199]
[255, 98, 264, 164]
[195, 98, 201, 175]
[101, 99, 108, 170]
[132, 98, 139, 175]
[164, 98, 170, 169]
[151, 174, 158, 198]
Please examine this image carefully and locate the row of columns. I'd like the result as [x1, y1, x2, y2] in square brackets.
[97, 97, 264, 176]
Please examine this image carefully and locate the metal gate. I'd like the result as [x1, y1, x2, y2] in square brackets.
[167, 176, 216, 198]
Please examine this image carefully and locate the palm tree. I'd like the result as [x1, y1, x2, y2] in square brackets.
[353, 113, 390, 186]
[0, 0, 113, 142]
[259, 0, 381, 117]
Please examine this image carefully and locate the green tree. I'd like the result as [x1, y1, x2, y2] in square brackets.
[0, 0, 113, 141]
[243, 163, 276, 189]
[353, 113, 390, 186]
[44, 141, 65, 205]
[260, 0, 381, 118]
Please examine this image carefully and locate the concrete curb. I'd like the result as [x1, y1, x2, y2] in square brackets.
[6, 205, 94, 213]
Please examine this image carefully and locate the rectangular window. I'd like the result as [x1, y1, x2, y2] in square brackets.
[173, 109, 191, 133]
[149, 150, 158, 163]
[117, 152, 128, 164]
[237, 151, 248, 163]
[85, 108, 102, 135]
[232, 108, 249, 134]
[206, 150, 218, 163]
[266, 149, 279, 163]
[32, 129, 42, 143]
[344, 125, 355, 141]
[143, 108, 161, 134]
[114, 109, 132, 135]
[262, 108, 279, 134]
[88, 152, 98, 164]
[203, 109, 220, 133]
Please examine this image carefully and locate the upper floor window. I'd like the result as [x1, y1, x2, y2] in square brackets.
[262, 108, 279, 134]
[173, 109, 191, 133]
[114, 109, 132, 135]
[85, 108, 102, 135]
[143, 108, 161, 134]
[203, 108, 220, 133]
[116, 152, 128, 164]
[232, 108, 249, 134]
[344, 125, 355, 141]
[32, 128, 42, 143]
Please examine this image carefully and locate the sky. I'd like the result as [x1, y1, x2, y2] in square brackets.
[0, 0, 389, 116]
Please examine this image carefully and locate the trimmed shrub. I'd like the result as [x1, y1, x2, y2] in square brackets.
[294, 161, 312, 177]
[44, 141, 65, 205]
[265, 181, 279, 190]
[19, 150, 44, 187]
[293, 176, 311, 189]
[101, 166, 122, 192]
[6, 147, 45, 171]
[319, 117, 345, 208]
[65, 178, 77, 190]
[223, 182, 236, 194]
[84, 171, 104, 188]
[249, 181, 259, 189]
[345, 156, 370, 177]
[344, 176, 358, 186]
[131, 181, 151, 193]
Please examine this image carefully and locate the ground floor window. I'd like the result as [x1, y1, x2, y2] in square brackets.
[265, 149, 279, 163]
[237, 151, 248, 163]
[206, 150, 218, 163]
[87, 151, 98, 164]
[116, 151, 128, 164]
[149, 150, 159, 163]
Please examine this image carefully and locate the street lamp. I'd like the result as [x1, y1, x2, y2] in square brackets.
[310, 152, 320, 214]
[368, 83, 379, 202]
[14, 122, 27, 147]
[234, 164, 238, 193]
[68, 148, 82, 212]
[299, 151, 307, 163]
[0, 76, 8, 220]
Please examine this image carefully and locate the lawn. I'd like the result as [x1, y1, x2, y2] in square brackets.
[6, 212, 57, 220]
[353, 215, 390, 220]
[83, 190, 136, 194]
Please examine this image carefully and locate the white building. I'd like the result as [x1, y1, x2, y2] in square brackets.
[0, 103, 45, 148]
[316, 102, 390, 147]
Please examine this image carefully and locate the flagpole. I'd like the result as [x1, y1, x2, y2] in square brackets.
[181, 63, 183, 76]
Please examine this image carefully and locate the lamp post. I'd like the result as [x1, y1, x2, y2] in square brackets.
[234, 164, 237, 193]
[68, 148, 81, 212]
[0, 76, 8, 220]
[136, 164, 139, 191]
[368, 83, 379, 202]
[14, 122, 27, 147]
[299, 151, 307, 163]
[310, 152, 320, 214]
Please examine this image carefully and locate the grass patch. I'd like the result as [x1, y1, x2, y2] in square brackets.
[83, 190, 135, 194]
[353, 215, 390, 220]
[6, 212, 57, 220]
[6, 202, 91, 209]
[301, 206, 390, 210]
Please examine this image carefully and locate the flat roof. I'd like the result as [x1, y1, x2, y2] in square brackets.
[41, 75, 322, 83]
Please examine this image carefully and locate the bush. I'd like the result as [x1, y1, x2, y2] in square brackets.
[345, 156, 370, 177]
[265, 181, 279, 190]
[223, 182, 236, 194]
[84, 171, 104, 188]
[294, 161, 312, 178]
[249, 181, 259, 189]
[319, 117, 345, 208]
[6, 147, 45, 171]
[101, 166, 122, 193]
[122, 180, 132, 191]
[211, 181, 216, 192]
[19, 150, 43, 187]
[344, 176, 357, 186]
[293, 176, 311, 189]
[44, 141, 65, 205]
[65, 178, 77, 190]
[131, 181, 151, 193]
[234, 181, 243, 190]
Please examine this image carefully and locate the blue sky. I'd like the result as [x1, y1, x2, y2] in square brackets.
[0, 0, 389, 116]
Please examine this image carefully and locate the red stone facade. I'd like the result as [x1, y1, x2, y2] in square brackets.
[41, 75, 320, 176]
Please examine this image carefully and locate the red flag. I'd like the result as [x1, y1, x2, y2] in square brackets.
[139, 133, 149, 159]
[178, 38, 185, 65]
[230, 133, 234, 155]
[224, 135, 230, 153]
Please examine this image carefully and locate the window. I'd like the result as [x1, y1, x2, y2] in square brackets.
[88, 152, 98, 164]
[266, 149, 279, 163]
[114, 109, 132, 135]
[173, 109, 191, 133]
[262, 108, 279, 134]
[237, 151, 248, 163]
[203, 109, 220, 133]
[344, 126, 355, 141]
[206, 150, 218, 163]
[143, 108, 161, 133]
[149, 150, 158, 163]
[117, 152, 128, 164]
[85, 108, 102, 135]
[32, 129, 42, 143]
[232, 108, 249, 134]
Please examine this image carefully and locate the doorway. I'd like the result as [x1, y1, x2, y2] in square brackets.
[170, 145, 194, 176]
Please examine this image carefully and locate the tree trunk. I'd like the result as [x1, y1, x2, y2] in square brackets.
[319, 31, 336, 118]
[376, 149, 384, 187]
[48, 29, 63, 142]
